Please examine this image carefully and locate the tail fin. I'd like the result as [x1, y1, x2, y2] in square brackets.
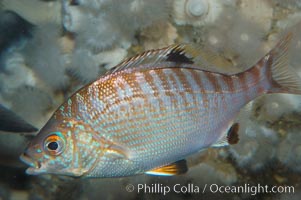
[267, 32, 301, 94]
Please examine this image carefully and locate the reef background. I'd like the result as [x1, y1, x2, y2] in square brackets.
[1, 0, 301, 199]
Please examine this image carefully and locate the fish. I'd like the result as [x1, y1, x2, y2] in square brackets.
[0, 104, 38, 133]
[0, 104, 37, 167]
[20, 33, 301, 177]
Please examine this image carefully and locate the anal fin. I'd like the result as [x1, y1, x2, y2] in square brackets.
[211, 123, 240, 148]
[227, 123, 239, 145]
[211, 133, 229, 147]
[145, 159, 188, 176]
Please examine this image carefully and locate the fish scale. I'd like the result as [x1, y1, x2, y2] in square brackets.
[68, 68, 250, 172]
[20, 33, 301, 177]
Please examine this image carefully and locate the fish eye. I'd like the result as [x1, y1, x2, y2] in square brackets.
[47, 141, 58, 151]
[44, 133, 65, 156]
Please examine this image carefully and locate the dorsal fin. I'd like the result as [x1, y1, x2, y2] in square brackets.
[145, 159, 188, 176]
[106, 43, 240, 75]
[106, 44, 193, 75]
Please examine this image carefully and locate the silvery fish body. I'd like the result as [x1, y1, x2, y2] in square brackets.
[20, 34, 301, 177]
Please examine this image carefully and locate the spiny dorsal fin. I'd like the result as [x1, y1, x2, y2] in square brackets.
[106, 43, 237, 75]
[145, 159, 188, 176]
[106, 44, 194, 75]
[166, 45, 194, 64]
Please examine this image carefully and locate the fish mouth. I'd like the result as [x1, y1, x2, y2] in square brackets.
[20, 153, 42, 175]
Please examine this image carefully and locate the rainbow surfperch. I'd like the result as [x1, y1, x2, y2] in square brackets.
[20, 33, 301, 177]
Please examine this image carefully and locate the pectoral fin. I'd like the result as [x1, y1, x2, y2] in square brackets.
[98, 137, 133, 160]
[105, 142, 133, 160]
[145, 159, 188, 176]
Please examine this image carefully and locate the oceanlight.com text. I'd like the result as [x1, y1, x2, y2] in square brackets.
[125, 183, 295, 196]
[209, 183, 294, 196]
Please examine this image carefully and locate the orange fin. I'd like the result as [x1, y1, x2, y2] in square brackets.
[145, 160, 188, 176]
